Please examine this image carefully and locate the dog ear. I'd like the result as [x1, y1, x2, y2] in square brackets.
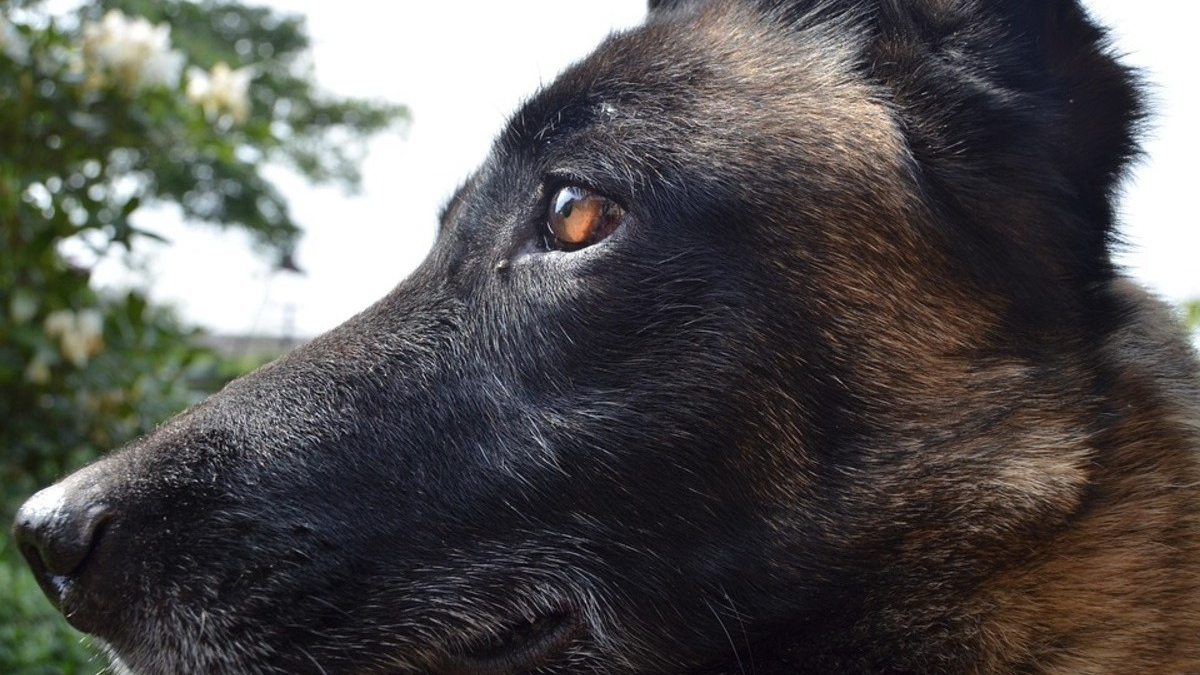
[868, 0, 1143, 322]
[1036, 0, 1143, 226]
[993, 0, 1143, 221]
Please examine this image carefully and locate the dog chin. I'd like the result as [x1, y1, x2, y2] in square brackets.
[100, 641, 239, 675]
[101, 651, 141, 675]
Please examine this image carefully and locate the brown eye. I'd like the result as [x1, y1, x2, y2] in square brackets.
[546, 186, 624, 250]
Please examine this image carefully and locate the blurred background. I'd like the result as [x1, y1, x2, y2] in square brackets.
[1, 0, 1195, 672]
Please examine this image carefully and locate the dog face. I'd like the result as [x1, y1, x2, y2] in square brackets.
[17, 1, 1174, 674]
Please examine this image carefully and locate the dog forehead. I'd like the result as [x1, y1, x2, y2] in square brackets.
[556, 5, 858, 110]
[500, 0, 901, 178]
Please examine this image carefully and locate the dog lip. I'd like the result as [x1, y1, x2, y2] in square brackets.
[437, 609, 580, 675]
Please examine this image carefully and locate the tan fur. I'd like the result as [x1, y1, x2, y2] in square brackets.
[678, 6, 1200, 671]
[979, 284, 1200, 674]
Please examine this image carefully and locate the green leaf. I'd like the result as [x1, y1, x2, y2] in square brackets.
[1182, 300, 1200, 332]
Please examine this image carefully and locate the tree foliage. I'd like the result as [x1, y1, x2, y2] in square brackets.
[0, 1, 406, 671]
[1184, 300, 1200, 331]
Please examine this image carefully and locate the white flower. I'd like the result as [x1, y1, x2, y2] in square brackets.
[82, 10, 185, 92]
[43, 310, 76, 338]
[0, 15, 30, 64]
[44, 309, 104, 367]
[187, 61, 254, 124]
[24, 355, 52, 385]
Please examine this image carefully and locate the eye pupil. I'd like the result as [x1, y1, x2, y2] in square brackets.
[547, 186, 623, 250]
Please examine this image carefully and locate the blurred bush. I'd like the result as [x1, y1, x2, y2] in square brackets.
[0, 1, 406, 672]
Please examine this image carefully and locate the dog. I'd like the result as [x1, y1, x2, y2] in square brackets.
[14, 0, 1200, 673]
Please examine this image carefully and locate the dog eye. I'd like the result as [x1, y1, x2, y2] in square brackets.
[546, 186, 624, 251]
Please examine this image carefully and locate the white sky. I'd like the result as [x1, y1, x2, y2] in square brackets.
[99, 0, 1199, 338]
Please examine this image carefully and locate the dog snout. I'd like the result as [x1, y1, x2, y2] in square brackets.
[13, 476, 113, 614]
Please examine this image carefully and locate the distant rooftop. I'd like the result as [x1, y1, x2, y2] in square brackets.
[197, 333, 307, 359]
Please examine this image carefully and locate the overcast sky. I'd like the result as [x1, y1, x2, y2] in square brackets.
[98, 0, 1199, 338]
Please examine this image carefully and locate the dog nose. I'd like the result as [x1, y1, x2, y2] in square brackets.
[12, 481, 111, 606]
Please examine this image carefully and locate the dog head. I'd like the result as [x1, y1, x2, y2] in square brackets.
[15, 1, 1143, 674]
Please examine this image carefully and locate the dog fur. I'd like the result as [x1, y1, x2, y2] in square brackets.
[14, 1, 1200, 673]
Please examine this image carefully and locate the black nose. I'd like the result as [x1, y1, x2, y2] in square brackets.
[12, 481, 112, 608]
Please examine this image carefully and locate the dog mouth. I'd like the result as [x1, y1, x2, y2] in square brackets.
[437, 610, 580, 675]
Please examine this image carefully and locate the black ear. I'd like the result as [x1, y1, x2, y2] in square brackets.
[1038, 0, 1144, 229]
[867, 0, 1144, 324]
